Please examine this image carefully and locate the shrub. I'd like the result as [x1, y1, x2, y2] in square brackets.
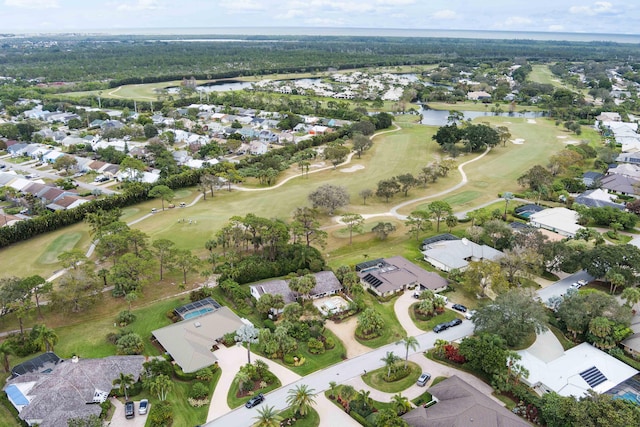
[384, 366, 411, 382]
[189, 382, 209, 400]
[307, 338, 325, 354]
[187, 397, 209, 407]
[195, 367, 214, 381]
[148, 400, 173, 427]
[173, 364, 197, 381]
[115, 332, 144, 355]
[100, 400, 112, 419]
[283, 353, 295, 365]
[263, 319, 276, 332]
[444, 344, 466, 364]
[116, 310, 136, 326]
[324, 336, 336, 350]
[165, 309, 179, 323]
[221, 332, 236, 347]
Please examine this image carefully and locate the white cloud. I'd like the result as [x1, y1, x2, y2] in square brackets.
[116, 0, 161, 12]
[569, 1, 612, 15]
[432, 9, 457, 20]
[548, 24, 564, 31]
[4, 0, 59, 8]
[218, 0, 266, 12]
[504, 16, 533, 27]
[276, 9, 305, 20]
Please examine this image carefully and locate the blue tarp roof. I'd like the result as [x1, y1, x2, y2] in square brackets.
[5, 384, 29, 406]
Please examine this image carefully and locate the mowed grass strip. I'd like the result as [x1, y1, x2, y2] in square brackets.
[361, 361, 422, 393]
[35, 232, 83, 265]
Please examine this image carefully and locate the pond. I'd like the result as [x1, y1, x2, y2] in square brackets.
[420, 106, 547, 126]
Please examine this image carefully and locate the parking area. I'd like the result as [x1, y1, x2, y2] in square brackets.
[107, 398, 149, 427]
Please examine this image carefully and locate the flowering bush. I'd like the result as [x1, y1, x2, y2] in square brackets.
[444, 344, 466, 364]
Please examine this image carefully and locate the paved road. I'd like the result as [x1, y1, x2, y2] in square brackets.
[0, 157, 117, 195]
[536, 270, 594, 305]
[204, 321, 474, 427]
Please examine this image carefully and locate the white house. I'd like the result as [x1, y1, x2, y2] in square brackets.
[422, 235, 503, 272]
[518, 342, 637, 397]
[528, 207, 583, 238]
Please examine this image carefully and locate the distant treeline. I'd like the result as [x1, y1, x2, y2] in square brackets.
[1, 36, 638, 82]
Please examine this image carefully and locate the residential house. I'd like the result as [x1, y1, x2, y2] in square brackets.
[152, 305, 248, 373]
[608, 163, 640, 180]
[617, 152, 640, 165]
[402, 375, 530, 427]
[356, 256, 448, 297]
[60, 136, 86, 147]
[528, 207, 583, 238]
[46, 195, 89, 211]
[42, 150, 65, 164]
[422, 234, 504, 272]
[600, 173, 639, 196]
[4, 355, 145, 427]
[249, 271, 343, 305]
[249, 141, 268, 155]
[596, 112, 622, 122]
[517, 342, 637, 397]
[7, 142, 28, 157]
[573, 188, 626, 210]
[582, 171, 603, 188]
[467, 91, 492, 101]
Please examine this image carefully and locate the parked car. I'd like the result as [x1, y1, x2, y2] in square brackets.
[577, 279, 588, 287]
[416, 372, 431, 387]
[433, 323, 449, 333]
[124, 401, 135, 419]
[446, 318, 462, 328]
[464, 310, 477, 320]
[151, 208, 158, 213]
[245, 393, 265, 408]
[452, 303, 467, 313]
[179, 202, 186, 207]
[139, 399, 148, 415]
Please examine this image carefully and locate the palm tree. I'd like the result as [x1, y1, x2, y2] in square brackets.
[112, 372, 135, 400]
[621, 287, 640, 310]
[397, 336, 419, 368]
[286, 384, 317, 417]
[328, 381, 338, 399]
[235, 369, 251, 393]
[502, 191, 514, 217]
[357, 389, 373, 407]
[381, 351, 400, 379]
[150, 374, 173, 401]
[434, 339, 449, 358]
[391, 393, 412, 415]
[253, 405, 283, 427]
[33, 325, 58, 352]
[0, 340, 14, 373]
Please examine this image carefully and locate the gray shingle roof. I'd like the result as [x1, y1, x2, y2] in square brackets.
[402, 375, 530, 427]
[6, 355, 144, 427]
[250, 271, 342, 304]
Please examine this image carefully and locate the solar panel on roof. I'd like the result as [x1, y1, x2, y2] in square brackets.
[363, 273, 383, 288]
[580, 366, 607, 388]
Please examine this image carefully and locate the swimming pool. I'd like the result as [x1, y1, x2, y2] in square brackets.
[182, 307, 214, 320]
[614, 391, 640, 404]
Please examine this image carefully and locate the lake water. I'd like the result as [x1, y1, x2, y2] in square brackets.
[420, 107, 546, 126]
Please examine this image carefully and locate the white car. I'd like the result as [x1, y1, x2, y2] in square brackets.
[138, 399, 148, 415]
[464, 310, 476, 320]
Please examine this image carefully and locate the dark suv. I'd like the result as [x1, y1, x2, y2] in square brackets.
[446, 318, 462, 328]
[433, 323, 449, 333]
[245, 393, 265, 408]
[124, 401, 135, 419]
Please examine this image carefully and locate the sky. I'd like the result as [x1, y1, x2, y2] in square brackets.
[0, 0, 638, 36]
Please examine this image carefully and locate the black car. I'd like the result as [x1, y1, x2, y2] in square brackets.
[446, 318, 462, 328]
[245, 393, 265, 408]
[452, 303, 467, 313]
[433, 323, 449, 333]
[124, 401, 135, 419]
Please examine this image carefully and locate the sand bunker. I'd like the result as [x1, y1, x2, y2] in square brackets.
[557, 136, 568, 139]
[564, 140, 580, 145]
[310, 162, 326, 168]
[341, 164, 365, 173]
[527, 119, 537, 124]
[511, 138, 525, 145]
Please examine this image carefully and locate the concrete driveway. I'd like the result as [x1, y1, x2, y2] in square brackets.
[537, 270, 594, 305]
[107, 398, 148, 427]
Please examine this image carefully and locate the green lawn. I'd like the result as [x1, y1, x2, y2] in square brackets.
[279, 406, 320, 427]
[53, 297, 179, 359]
[355, 293, 406, 348]
[285, 329, 346, 376]
[408, 306, 461, 332]
[361, 361, 421, 393]
[528, 64, 565, 88]
[226, 376, 282, 409]
[151, 367, 222, 427]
